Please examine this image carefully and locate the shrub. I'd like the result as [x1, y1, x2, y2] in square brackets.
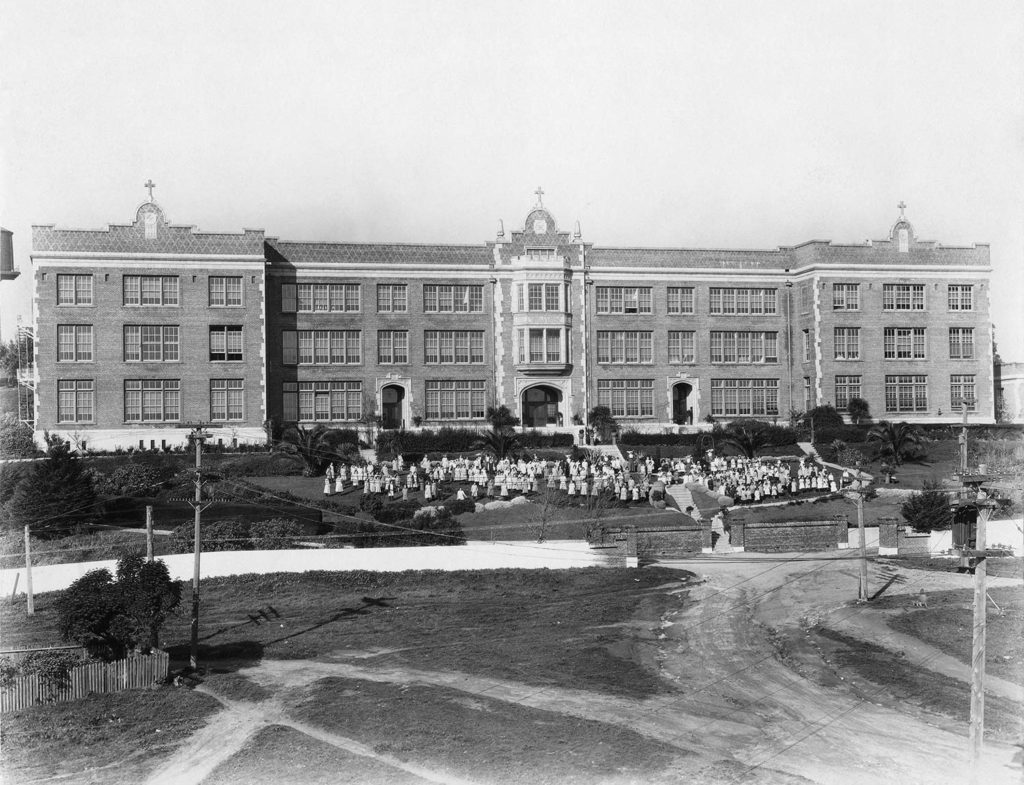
[171, 518, 253, 553]
[358, 494, 385, 517]
[373, 499, 422, 525]
[250, 518, 304, 549]
[96, 462, 169, 497]
[847, 397, 871, 424]
[0, 413, 37, 458]
[3, 435, 97, 536]
[901, 485, 954, 532]
[804, 405, 845, 431]
[442, 497, 476, 516]
[18, 650, 83, 699]
[214, 452, 304, 477]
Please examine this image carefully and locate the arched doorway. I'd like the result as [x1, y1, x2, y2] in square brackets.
[672, 382, 693, 425]
[522, 385, 562, 428]
[381, 385, 405, 430]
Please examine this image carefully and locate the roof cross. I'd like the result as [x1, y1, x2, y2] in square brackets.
[534, 186, 544, 207]
[897, 200, 907, 219]
[145, 179, 156, 202]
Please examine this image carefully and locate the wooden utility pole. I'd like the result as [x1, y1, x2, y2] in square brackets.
[856, 486, 868, 601]
[186, 427, 212, 670]
[145, 505, 154, 562]
[968, 502, 991, 780]
[23, 525, 34, 616]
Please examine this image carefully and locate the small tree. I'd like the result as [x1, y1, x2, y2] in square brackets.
[277, 424, 348, 476]
[901, 485, 954, 533]
[867, 420, 924, 466]
[475, 427, 521, 461]
[486, 405, 520, 431]
[718, 425, 768, 459]
[588, 406, 618, 443]
[55, 554, 181, 659]
[847, 397, 871, 425]
[3, 434, 97, 536]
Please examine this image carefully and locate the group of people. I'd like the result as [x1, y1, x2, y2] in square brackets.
[320, 450, 845, 509]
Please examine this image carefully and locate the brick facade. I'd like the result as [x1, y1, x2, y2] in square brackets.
[28, 197, 994, 449]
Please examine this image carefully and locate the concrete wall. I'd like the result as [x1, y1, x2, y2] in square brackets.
[1, 540, 611, 597]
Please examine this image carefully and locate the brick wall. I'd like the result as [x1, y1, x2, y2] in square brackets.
[736, 520, 841, 553]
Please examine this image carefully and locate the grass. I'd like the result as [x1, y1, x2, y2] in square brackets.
[878, 586, 1024, 686]
[289, 677, 694, 785]
[886, 556, 1023, 580]
[0, 686, 220, 783]
[811, 627, 1023, 741]
[727, 494, 905, 526]
[1, 567, 695, 698]
[203, 725, 427, 785]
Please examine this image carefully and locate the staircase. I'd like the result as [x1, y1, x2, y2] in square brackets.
[587, 443, 625, 461]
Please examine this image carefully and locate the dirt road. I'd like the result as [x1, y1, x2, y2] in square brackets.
[144, 553, 1022, 785]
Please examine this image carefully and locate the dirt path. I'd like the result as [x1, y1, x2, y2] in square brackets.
[146, 553, 1022, 785]
[143, 687, 474, 785]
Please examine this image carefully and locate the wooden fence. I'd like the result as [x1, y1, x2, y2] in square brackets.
[1, 650, 169, 713]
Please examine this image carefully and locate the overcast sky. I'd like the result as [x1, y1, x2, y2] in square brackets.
[2, 1, 1021, 357]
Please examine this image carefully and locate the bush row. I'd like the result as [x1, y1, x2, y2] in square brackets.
[375, 427, 574, 458]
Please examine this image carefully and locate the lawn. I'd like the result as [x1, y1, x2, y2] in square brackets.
[1, 567, 694, 698]
[0, 687, 220, 783]
[0, 566, 699, 785]
[726, 494, 905, 526]
[880, 585, 1024, 686]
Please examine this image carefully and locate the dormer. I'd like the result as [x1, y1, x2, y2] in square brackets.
[889, 201, 915, 253]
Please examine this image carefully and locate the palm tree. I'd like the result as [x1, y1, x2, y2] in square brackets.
[718, 426, 768, 459]
[277, 424, 347, 476]
[486, 405, 520, 431]
[867, 420, 922, 466]
[474, 427, 521, 461]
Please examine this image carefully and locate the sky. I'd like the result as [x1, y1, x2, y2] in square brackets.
[1, 1, 1022, 356]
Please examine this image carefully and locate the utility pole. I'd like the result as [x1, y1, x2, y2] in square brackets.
[845, 472, 870, 602]
[145, 505, 154, 562]
[968, 501, 990, 780]
[23, 525, 34, 615]
[185, 426, 212, 670]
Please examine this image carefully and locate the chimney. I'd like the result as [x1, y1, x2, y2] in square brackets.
[0, 228, 17, 280]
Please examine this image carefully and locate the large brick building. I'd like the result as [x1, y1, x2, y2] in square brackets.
[26, 192, 994, 450]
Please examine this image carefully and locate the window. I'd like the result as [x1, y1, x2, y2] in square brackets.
[57, 274, 93, 305]
[516, 328, 563, 364]
[425, 380, 487, 420]
[597, 379, 654, 417]
[282, 330, 361, 365]
[378, 330, 409, 364]
[950, 375, 977, 411]
[209, 276, 243, 306]
[885, 375, 928, 413]
[284, 381, 362, 422]
[596, 331, 652, 364]
[123, 276, 179, 306]
[884, 327, 926, 359]
[57, 380, 94, 423]
[832, 283, 859, 311]
[668, 331, 696, 363]
[525, 248, 556, 261]
[709, 332, 778, 364]
[209, 326, 244, 361]
[57, 325, 93, 362]
[667, 287, 695, 314]
[710, 379, 779, 417]
[833, 327, 860, 360]
[804, 377, 812, 410]
[708, 287, 777, 315]
[210, 379, 244, 421]
[898, 228, 909, 253]
[595, 286, 653, 314]
[802, 330, 811, 362]
[124, 379, 180, 422]
[425, 331, 485, 364]
[947, 285, 974, 311]
[835, 375, 862, 411]
[280, 283, 360, 313]
[519, 283, 561, 312]
[377, 284, 408, 313]
[423, 284, 484, 313]
[949, 328, 974, 360]
[124, 325, 179, 362]
[882, 284, 925, 311]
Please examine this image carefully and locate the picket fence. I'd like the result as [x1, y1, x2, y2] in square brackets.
[1, 650, 169, 712]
